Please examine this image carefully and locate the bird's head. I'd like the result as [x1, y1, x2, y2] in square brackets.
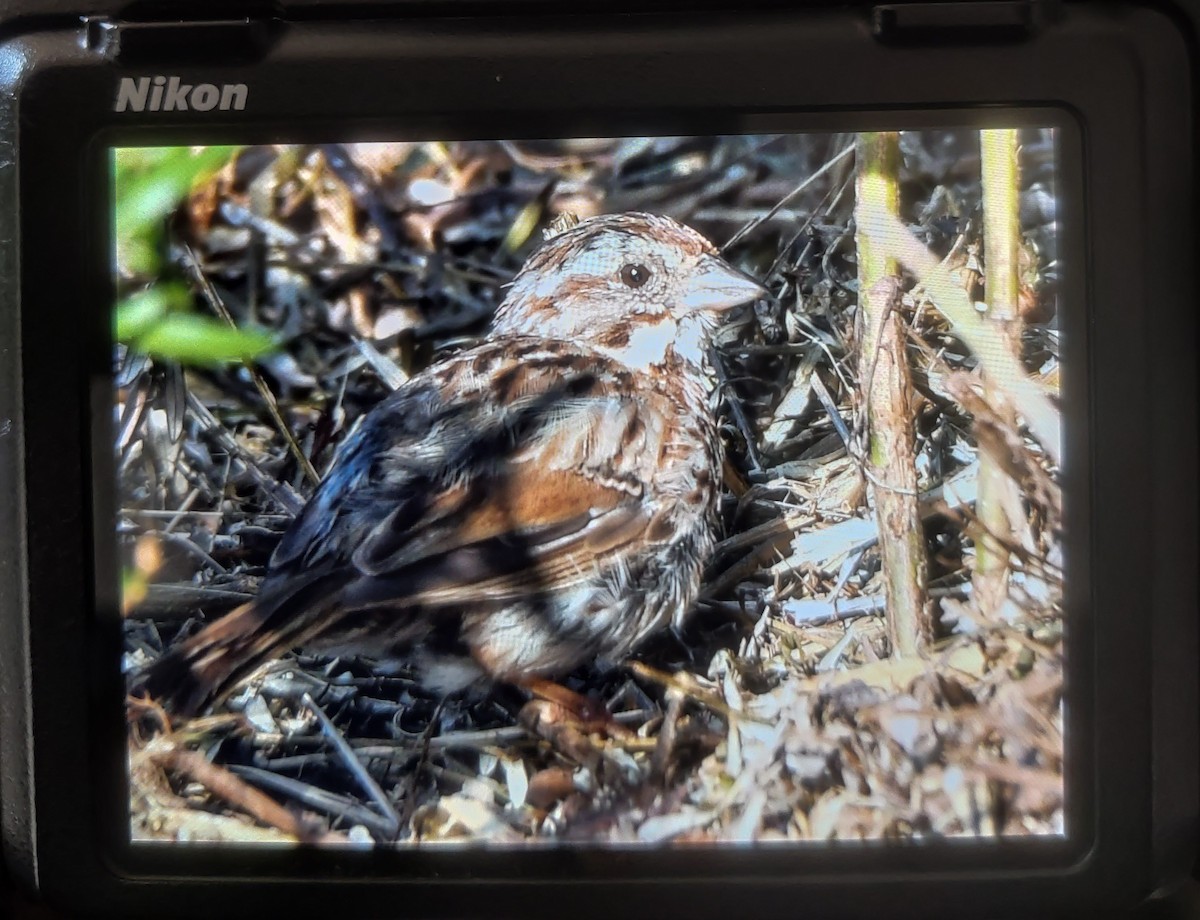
[493, 212, 765, 371]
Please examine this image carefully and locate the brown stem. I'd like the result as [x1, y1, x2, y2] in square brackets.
[855, 132, 932, 656]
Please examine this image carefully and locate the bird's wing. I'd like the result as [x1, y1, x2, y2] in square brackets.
[267, 339, 676, 610]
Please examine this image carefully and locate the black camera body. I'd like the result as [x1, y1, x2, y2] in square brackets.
[0, 1, 1195, 917]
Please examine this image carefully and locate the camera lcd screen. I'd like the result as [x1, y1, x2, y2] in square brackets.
[115, 129, 1064, 848]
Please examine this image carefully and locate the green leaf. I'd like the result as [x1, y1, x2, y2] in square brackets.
[114, 283, 192, 341]
[134, 314, 277, 365]
[114, 146, 239, 278]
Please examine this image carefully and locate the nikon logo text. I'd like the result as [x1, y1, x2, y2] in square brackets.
[115, 76, 248, 113]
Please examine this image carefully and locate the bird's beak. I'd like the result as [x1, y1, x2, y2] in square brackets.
[680, 254, 767, 313]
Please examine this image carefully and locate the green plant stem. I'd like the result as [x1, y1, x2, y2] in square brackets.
[855, 132, 932, 658]
[975, 129, 1023, 603]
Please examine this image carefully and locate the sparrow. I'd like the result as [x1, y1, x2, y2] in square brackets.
[138, 211, 765, 717]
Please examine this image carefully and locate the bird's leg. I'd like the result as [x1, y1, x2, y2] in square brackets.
[517, 678, 635, 741]
[522, 678, 608, 726]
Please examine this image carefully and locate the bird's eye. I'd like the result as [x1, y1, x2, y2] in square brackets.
[619, 263, 651, 289]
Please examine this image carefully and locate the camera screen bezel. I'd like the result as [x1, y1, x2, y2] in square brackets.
[0, 5, 1192, 916]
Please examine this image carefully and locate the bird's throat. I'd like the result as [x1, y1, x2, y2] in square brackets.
[598, 315, 679, 371]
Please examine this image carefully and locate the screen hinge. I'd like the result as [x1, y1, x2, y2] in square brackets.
[83, 13, 282, 65]
[872, 0, 1053, 45]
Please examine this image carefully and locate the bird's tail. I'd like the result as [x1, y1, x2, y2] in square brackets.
[133, 602, 268, 717]
[133, 584, 340, 718]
